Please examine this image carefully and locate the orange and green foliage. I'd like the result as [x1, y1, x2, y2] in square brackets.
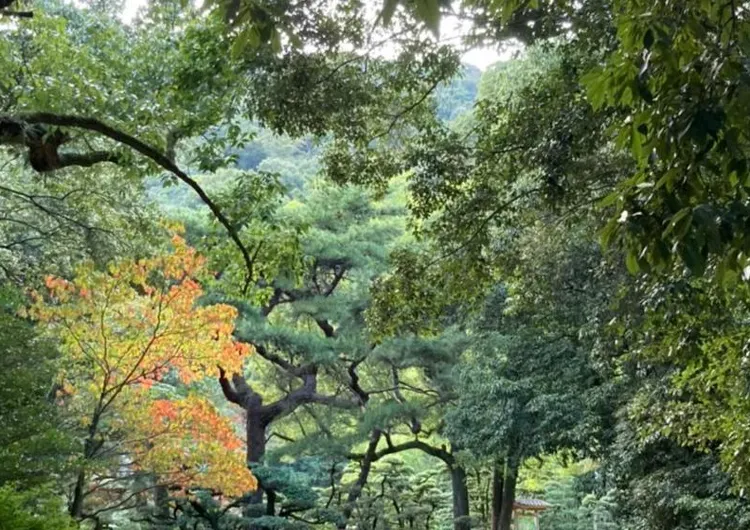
[125, 394, 257, 495]
[29, 235, 255, 496]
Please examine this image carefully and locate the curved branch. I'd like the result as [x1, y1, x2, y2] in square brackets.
[253, 342, 300, 375]
[217, 366, 242, 405]
[261, 371, 359, 422]
[338, 429, 382, 529]
[347, 357, 370, 405]
[315, 318, 336, 338]
[349, 438, 454, 466]
[11, 113, 256, 287]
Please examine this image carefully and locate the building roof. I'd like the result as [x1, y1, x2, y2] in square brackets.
[513, 498, 552, 511]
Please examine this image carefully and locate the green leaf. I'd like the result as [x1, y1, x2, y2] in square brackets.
[598, 191, 621, 208]
[415, 0, 440, 35]
[636, 80, 654, 104]
[663, 208, 693, 240]
[679, 243, 707, 275]
[626, 250, 640, 274]
[381, 0, 399, 25]
[716, 259, 738, 287]
[599, 218, 619, 248]
[270, 27, 282, 54]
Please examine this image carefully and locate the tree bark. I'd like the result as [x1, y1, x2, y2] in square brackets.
[246, 404, 268, 505]
[69, 410, 103, 519]
[265, 489, 276, 516]
[338, 430, 382, 529]
[154, 483, 170, 521]
[347, 437, 469, 530]
[450, 465, 471, 530]
[498, 462, 518, 530]
[69, 469, 86, 518]
[491, 461, 504, 530]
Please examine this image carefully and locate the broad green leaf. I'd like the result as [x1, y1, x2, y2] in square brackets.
[381, 0, 399, 25]
[415, 0, 440, 35]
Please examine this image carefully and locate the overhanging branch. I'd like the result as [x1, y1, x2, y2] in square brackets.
[1, 9, 32, 17]
[3, 113, 256, 288]
[0, 0, 32, 17]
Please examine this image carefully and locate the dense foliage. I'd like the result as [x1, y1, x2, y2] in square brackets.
[2, 0, 750, 529]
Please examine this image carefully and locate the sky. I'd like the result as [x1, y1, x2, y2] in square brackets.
[119, 0, 508, 70]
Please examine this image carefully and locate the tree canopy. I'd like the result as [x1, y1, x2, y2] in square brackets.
[2, 0, 750, 529]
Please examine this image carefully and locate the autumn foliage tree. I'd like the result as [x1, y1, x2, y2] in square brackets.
[29, 236, 255, 523]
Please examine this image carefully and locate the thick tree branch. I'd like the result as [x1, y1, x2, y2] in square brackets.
[347, 357, 370, 405]
[1, 10, 32, 17]
[261, 370, 359, 422]
[338, 429, 382, 529]
[57, 151, 121, 169]
[349, 438, 454, 467]
[315, 318, 336, 338]
[217, 366, 242, 405]
[3, 113, 256, 289]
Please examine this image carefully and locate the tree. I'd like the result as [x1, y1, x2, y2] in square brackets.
[29, 235, 254, 523]
[615, 274, 750, 490]
[350, 458, 452, 529]
[0, 286, 73, 488]
[601, 416, 750, 530]
[0, 485, 76, 530]
[212, 180, 404, 519]
[385, 0, 750, 278]
[200, 177, 476, 530]
[444, 279, 609, 530]
[1, 0, 463, 296]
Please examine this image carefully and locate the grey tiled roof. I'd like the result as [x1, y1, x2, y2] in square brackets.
[513, 498, 552, 511]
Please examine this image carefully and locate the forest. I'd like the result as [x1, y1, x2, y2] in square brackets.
[1, 0, 749, 529]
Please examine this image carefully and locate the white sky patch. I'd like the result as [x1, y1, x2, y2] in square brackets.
[439, 12, 513, 69]
[122, 0, 144, 22]
[120, 0, 507, 69]
[461, 47, 506, 69]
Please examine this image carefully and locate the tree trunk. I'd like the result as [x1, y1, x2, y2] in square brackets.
[266, 489, 276, 516]
[338, 430, 381, 529]
[498, 462, 518, 530]
[450, 465, 471, 530]
[246, 407, 267, 505]
[491, 461, 504, 530]
[69, 469, 86, 518]
[154, 483, 170, 520]
[70, 410, 102, 519]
